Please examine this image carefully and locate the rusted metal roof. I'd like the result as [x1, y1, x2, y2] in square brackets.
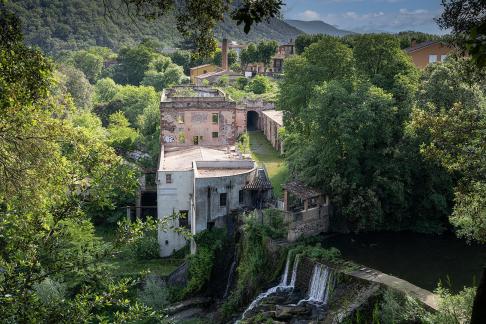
[283, 180, 321, 200]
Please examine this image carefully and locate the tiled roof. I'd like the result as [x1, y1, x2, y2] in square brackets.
[404, 41, 438, 53]
[244, 169, 272, 190]
[283, 180, 321, 200]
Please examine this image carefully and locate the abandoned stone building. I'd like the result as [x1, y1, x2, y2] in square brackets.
[157, 85, 275, 256]
[261, 110, 284, 154]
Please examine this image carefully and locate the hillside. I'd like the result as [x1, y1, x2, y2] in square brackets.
[285, 19, 353, 36]
[215, 17, 303, 43]
[7, 0, 304, 55]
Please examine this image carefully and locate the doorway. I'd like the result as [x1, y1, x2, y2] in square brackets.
[193, 136, 199, 145]
[247, 111, 259, 131]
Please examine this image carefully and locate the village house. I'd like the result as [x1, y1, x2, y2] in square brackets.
[404, 40, 455, 69]
[246, 40, 295, 75]
[189, 64, 223, 84]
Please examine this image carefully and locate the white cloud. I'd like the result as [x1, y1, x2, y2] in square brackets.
[296, 10, 322, 21]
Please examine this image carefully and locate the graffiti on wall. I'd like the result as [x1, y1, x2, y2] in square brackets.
[163, 135, 175, 143]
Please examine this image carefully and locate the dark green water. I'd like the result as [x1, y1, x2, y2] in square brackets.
[320, 232, 486, 292]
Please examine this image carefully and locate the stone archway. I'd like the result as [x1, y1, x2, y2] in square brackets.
[247, 110, 259, 131]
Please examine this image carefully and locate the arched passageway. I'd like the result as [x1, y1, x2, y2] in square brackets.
[247, 111, 259, 131]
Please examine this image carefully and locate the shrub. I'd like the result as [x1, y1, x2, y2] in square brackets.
[137, 275, 170, 310]
[127, 230, 160, 260]
[182, 228, 226, 297]
[422, 284, 476, 324]
[262, 209, 286, 239]
[235, 76, 249, 90]
[245, 75, 272, 94]
[33, 278, 66, 307]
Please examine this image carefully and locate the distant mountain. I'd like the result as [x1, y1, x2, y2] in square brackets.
[215, 17, 303, 44]
[7, 0, 305, 55]
[285, 20, 353, 37]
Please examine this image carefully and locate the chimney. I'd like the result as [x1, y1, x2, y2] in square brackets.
[222, 38, 228, 71]
[411, 38, 417, 48]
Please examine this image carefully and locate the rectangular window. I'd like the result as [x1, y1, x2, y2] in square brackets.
[165, 174, 172, 184]
[179, 210, 189, 229]
[239, 190, 244, 204]
[176, 113, 184, 124]
[441, 54, 447, 62]
[212, 113, 219, 124]
[428, 54, 438, 63]
[212, 132, 219, 138]
[220, 193, 227, 207]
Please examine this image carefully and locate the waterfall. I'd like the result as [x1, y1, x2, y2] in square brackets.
[302, 263, 334, 304]
[289, 255, 300, 287]
[280, 252, 291, 286]
[223, 257, 237, 299]
[239, 252, 299, 321]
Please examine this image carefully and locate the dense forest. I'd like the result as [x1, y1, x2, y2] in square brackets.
[7, 0, 302, 56]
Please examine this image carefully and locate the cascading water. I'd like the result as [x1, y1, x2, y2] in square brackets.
[238, 253, 300, 321]
[301, 263, 334, 305]
[223, 257, 238, 299]
[280, 252, 291, 286]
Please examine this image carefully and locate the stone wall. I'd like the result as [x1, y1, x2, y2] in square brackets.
[286, 205, 330, 242]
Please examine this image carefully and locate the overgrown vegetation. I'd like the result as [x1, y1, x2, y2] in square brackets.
[221, 211, 286, 319]
[180, 228, 227, 298]
[374, 284, 477, 324]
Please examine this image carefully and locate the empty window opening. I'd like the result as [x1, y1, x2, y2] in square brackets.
[220, 193, 227, 207]
[179, 210, 189, 229]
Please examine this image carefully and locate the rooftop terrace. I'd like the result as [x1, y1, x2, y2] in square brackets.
[159, 146, 254, 172]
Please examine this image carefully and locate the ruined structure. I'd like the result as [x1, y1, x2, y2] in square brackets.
[261, 110, 284, 153]
[283, 180, 330, 242]
[157, 85, 274, 256]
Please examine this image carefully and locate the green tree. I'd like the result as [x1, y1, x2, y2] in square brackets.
[56, 64, 93, 110]
[141, 56, 185, 91]
[294, 34, 326, 54]
[245, 75, 272, 94]
[257, 39, 278, 66]
[213, 48, 238, 67]
[70, 50, 104, 83]
[94, 77, 120, 104]
[240, 43, 258, 69]
[113, 44, 157, 85]
[107, 111, 140, 153]
[0, 9, 161, 322]
[112, 84, 159, 126]
[410, 57, 486, 243]
[280, 35, 452, 232]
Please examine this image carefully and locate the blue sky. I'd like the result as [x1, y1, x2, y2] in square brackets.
[283, 0, 446, 34]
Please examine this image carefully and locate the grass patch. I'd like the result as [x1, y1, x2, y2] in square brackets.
[247, 131, 288, 198]
[95, 224, 183, 278]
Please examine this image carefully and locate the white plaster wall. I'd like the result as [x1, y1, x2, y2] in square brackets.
[157, 169, 194, 257]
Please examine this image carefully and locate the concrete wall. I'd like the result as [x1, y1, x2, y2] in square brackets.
[157, 169, 194, 257]
[194, 169, 256, 230]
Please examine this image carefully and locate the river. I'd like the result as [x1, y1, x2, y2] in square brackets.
[320, 232, 486, 292]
